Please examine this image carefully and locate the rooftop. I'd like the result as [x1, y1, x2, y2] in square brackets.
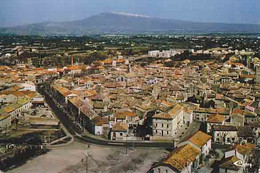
[163, 144, 201, 172]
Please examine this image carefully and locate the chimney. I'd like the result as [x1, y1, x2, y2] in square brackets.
[71, 56, 74, 66]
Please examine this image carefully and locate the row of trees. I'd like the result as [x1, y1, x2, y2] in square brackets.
[0, 145, 49, 171]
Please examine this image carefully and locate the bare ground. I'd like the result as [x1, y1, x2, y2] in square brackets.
[7, 142, 168, 173]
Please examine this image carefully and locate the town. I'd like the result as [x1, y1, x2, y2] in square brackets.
[0, 34, 259, 173]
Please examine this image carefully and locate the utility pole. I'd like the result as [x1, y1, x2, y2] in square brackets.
[133, 138, 135, 150]
[85, 152, 88, 173]
[83, 144, 90, 173]
[126, 134, 128, 155]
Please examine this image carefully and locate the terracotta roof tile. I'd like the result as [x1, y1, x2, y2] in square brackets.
[164, 144, 201, 171]
[188, 131, 212, 148]
[207, 114, 225, 123]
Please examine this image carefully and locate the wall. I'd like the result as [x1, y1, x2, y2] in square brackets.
[0, 116, 12, 130]
[94, 125, 103, 135]
[153, 119, 173, 137]
[152, 165, 176, 173]
[214, 131, 238, 144]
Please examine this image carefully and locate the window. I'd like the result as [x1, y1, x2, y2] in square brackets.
[161, 124, 163, 128]
[120, 133, 123, 136]
[166, 170, 168, 173]
[158, 168, 161, 173]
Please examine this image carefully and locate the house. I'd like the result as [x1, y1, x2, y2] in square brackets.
[237, 126, 255, 144]
[151, 144, 201, 173]
[194, 107, 229, 122]
[114, 111, 138, 123]
[178, 131, 212, 157]
[152, 104, 193, 138]
[206, 114, 225, 133]
[64, 65, 83, 75]
[244, 111, 258, 125]
[250, 122, 260, 139]
[0, 96, 32, 130]
[245, 100, 259, 115]
[213, 125, 238, 144]
[0, 94, 17, 104]
[17, 81, 36, 91]
[32, 96, 45, 107]
[91, 94, 110, 113]
[219, 143, 255, 173]
[219, 156, 244, 173]
[79, 104, 97, 134]
[67, 96, 84, 119]
[230, 109, 244, 126]
[193, 108, 217, 122]
[0, 112, 11, 130]
[90, 116, 104, 135]
[110, 121, 128, 140]
[52, 85, 71, 105]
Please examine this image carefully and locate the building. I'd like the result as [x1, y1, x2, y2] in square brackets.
[17, 82, 36, 91]
[110, 121, 128, 140]
[256, 64, 260, 84]
[151, 144, 201, 173]
[152, 104, 193, 138]
[219, 143, 255, 173]
[206, 114, 225, 133]
[148, 49, 183, 58]
[178, 131, 212, 157]
[213, 125, 238, 144]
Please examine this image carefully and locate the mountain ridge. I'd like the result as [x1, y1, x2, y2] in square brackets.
[0, 12, 259, 35]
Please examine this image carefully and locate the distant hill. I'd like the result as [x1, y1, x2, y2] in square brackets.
[0, 12, 259, 35]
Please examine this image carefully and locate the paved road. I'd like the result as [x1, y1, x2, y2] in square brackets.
[38, 84, 173, 148]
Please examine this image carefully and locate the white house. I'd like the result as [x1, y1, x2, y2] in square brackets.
[151, 144, 201, 173]
[206, 114, 225, 133]
[213, 125, 238, 144]
[178, 130, 212, 157]
[152, 104, 193, 138]
[0, 94, 17, 103]
[110, 121, 128, 140]
[18, 82, 36, 91]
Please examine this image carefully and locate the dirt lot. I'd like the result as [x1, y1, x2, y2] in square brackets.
[7, 142, 168, 173]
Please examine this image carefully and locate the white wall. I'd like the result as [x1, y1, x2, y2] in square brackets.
[153, 119, 173, 137]
[18, 82, 36, 91]
[94, 126, 103, 135]
[0, 116, 11, 130]
[201, 139, 211, 155]
[214, 131, 238, 144]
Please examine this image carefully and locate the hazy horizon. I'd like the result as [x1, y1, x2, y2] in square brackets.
[0, 0, 259, 27]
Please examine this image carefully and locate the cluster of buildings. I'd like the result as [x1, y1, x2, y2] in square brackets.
[0, 65, 60, 131]
[151, 130, 212, 173]
[43, 52, 259, 172]
[148, 49, 184, 58]
[0, 44, 259, 172]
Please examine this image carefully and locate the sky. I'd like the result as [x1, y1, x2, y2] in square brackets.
[0, 0, 259, 27]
